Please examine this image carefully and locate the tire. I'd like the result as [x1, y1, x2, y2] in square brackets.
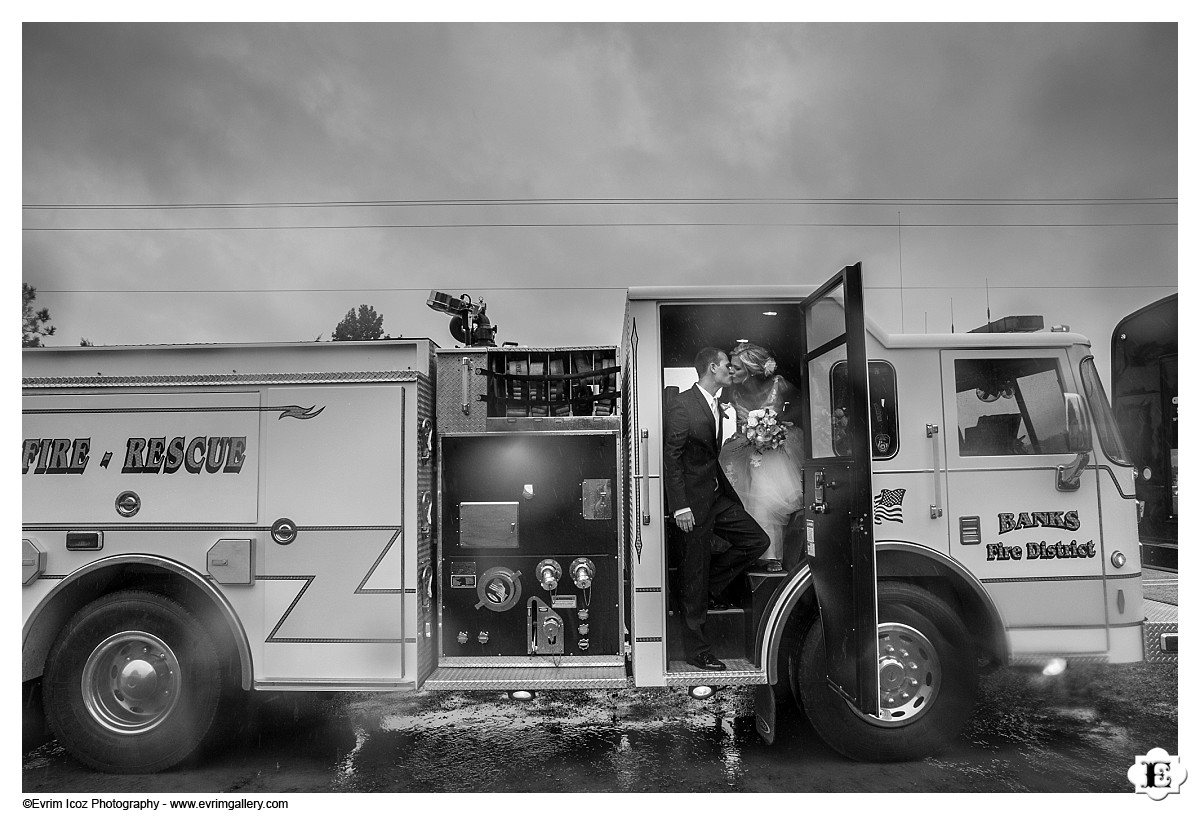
[43, 591, 223, 773]
[793, 581, 977, 761]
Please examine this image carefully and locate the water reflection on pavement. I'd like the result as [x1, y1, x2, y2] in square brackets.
[23, 660, 1177, 794]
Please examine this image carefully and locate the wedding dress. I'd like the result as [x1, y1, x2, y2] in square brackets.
[718, 375, 805, 564]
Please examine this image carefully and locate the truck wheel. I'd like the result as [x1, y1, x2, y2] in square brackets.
[794, 581, 977, 761]
[43, 591, 222, 773]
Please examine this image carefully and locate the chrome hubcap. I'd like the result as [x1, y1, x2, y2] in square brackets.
[81, 631, 181, 735]
[862, 622, 941, 727]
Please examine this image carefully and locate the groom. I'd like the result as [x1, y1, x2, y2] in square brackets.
[663, 347, 769, 671]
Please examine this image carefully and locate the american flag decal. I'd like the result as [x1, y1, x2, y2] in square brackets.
[873, 488, 906, 524]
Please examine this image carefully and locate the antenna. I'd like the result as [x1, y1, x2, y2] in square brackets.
[986, 278, 992, 324]
[951, 298, 955, 333]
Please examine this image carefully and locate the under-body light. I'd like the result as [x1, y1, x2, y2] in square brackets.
[1041, 658, 1067, 676]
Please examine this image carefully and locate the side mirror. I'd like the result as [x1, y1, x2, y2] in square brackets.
[1057, 393, 1092, 491]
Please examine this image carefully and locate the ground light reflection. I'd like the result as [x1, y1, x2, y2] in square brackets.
[23, 661, 1176, 793]
[332, 726, 368, 789]
[719, 715, 744, 787]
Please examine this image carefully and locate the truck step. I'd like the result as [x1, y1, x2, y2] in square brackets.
[664, 657, 767, 685]
[423, 664, 630, 690]
[1144, 599, 1178, 663]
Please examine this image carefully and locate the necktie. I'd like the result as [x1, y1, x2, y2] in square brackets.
[712, 399, 723, 493]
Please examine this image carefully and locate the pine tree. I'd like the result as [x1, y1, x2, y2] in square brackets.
[331, 304, 388, 341]
[23, 283, 56, 347]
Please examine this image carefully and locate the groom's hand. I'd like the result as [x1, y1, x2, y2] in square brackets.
[675, 510, 695, 532]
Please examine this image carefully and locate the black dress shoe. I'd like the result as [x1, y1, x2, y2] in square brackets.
[690, 651, 727, 671]
[708, 596, 731, 611]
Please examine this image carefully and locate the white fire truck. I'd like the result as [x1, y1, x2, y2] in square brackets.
[22, 264, 1172, 773]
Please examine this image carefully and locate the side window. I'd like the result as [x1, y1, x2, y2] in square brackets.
[954, 357, 1069, 456]
[831, 360, 899, 459]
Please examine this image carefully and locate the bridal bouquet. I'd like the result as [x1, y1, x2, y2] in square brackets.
[744, 407, 788, 467]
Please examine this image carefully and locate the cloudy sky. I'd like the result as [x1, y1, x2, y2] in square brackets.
[21, 22, 1177, 380]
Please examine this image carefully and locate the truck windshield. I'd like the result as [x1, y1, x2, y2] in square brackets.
[1080, 356, 1133, 466]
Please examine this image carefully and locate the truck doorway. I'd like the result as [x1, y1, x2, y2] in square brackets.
[658, 300, 806, 669]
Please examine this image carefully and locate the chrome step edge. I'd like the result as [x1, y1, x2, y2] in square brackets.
[424, 664, 630, 690]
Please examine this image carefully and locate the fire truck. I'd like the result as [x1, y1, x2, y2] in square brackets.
[22, 264, 1171, 774]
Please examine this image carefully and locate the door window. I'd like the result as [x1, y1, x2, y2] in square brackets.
[831, 360, 899, 459]
[954, 358, 1069, 456]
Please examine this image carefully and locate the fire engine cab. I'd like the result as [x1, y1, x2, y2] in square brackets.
[22, 264, 1171, 773]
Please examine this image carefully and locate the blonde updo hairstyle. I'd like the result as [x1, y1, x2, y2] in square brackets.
[731, 342, 777, 377]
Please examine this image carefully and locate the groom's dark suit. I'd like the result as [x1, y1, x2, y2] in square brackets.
[664, 384, 768, 660]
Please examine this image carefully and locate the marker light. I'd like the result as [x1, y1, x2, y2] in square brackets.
[689, 685, 716, 700]
[1111, 551, 1127, 569]
[271, 517, 297, 545]
[508, 690, 536, 701]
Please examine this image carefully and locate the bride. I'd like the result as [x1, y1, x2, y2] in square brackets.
[719, 342, 805, 573]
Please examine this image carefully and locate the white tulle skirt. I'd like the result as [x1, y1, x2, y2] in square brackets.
[719, 434, 805, 562]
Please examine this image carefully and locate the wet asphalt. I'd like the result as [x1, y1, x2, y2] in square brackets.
[22, 573, 1178, 794]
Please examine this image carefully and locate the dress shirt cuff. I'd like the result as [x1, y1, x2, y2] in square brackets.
[674, 507, 692, 518]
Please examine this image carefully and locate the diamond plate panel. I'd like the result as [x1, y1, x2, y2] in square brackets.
[1009, 654, 1110, 666]
[664, 658, 767, 686]
[1144, 621, 1179, 664]
[1144, 599, 1178, 623]
[438, 655, 625, 668]
[422, 664, 630, 690]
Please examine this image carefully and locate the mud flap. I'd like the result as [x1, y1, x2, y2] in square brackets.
[754, 683, 777, 745]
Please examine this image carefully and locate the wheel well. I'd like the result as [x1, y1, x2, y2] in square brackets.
[876, 545, 1007, 668]
[769, 545, 1008, 693]
[23, 559, 251, 690]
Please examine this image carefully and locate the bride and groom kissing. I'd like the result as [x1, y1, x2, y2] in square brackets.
[663, 342, 805, 671]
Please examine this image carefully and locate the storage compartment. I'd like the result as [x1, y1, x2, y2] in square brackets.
[459, 502, 520, 549]
[435, 347, 618, 431]
[488, 348, 618, 418]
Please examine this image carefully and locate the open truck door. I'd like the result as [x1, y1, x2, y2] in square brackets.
[799, 262, 879, 717]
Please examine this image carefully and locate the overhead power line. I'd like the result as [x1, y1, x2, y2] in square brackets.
[22, 221, 1178, 232]
[38, 284, 1177, 295]
[23, 195, 1177, 210]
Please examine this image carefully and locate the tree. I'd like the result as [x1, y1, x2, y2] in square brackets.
[23, 283, 56, 347]
[332, 304, 388, 341]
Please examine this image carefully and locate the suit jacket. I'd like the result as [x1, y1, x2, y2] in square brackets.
[663, 384, 740, 525]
